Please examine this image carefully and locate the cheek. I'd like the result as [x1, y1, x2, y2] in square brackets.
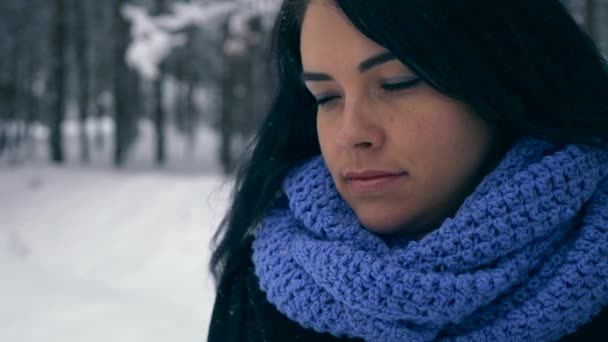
[317, 116, 358, 208]
[316, 118, 331, 154]
[403, 103, 492, 156]
[317, 117, 339, 173]
[444, 131, 493, 197]
[396, 106, 495, 185]
[445, 112, 495, 164]
[317, 114, 344, 152]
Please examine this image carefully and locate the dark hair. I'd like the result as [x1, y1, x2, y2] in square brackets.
[210, 0, 608, 283]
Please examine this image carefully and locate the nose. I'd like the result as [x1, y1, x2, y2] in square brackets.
[335, 96, 385, 150]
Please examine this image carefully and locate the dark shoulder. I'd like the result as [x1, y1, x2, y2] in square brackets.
[208, 241, 361, 342]
[559, 306, 608, 341]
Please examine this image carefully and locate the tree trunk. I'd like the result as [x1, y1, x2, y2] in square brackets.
[219, 19, 237, 175]
[50, 0, 67, 163]
[185, 80, 197, 154]
[91, 0, 111, 152]
[0, 11, 30, 213]
[153, 76, 166, 165]
[113, 0, 130, 167]
[23, 50, 37, 161]
[219, 60, 235, 175]
[153, 0, 169, 166]
[7, 23, 21, 161]
[74, 0, 91, 164]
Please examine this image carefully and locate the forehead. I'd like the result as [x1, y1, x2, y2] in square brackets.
[300, 2, 386, 69]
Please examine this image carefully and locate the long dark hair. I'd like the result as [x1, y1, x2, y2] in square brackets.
[210, 0, 608, 283]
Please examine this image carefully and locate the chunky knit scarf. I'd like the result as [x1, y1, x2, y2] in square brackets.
[252, 138, 608, 342]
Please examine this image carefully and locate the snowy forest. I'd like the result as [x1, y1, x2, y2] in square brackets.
[0, 0, 280, 174]
[1, 1, 607, 341]
[0, 0, 607, 173]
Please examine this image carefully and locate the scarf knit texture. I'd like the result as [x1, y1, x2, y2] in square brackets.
[252, 138, 608, 342]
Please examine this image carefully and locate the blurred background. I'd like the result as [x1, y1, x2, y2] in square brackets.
[0, 0, 280, 173]
[0, 0, 606, 341]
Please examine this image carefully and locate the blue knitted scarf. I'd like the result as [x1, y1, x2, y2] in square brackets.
[252, 138, 608, 341]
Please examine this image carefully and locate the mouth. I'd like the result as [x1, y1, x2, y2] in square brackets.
[343, 170, 407, 194]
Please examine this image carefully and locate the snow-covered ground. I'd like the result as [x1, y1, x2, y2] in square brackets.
[0, 148, 231, 341]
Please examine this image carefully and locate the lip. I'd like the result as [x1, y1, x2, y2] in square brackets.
[343, 170, 407, 193]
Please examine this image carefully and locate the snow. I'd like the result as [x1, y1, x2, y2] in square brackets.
[1, 1, 284, 339]
[0, 143, 232, 341]
[123, 2, 238, 80]
[124, 1, 280, 80]
[123, 4, 188, 80]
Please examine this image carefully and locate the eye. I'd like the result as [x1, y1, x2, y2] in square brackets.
[381, 77, 422, 92]
[314, 93, 341, 107]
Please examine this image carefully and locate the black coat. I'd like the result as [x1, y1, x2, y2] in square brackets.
[208, 245, 608, 342]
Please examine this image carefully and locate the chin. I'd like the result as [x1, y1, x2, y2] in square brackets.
[358, 212, 435, 237]
[361, 217, 414, 236]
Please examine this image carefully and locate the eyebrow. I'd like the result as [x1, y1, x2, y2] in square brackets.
[301, 51, 396, 82]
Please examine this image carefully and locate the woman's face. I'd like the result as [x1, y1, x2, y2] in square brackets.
[300, 2, 497, 236]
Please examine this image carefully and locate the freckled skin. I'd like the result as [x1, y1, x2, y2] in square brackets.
[300, 2, 497, 236]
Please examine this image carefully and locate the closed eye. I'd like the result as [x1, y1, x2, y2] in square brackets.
[315, 94, 341, 107]
[381, 77, 422, 92]
[312, 77, 421, 107]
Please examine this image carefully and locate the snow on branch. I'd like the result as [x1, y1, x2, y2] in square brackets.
[122, 1, 280, 80]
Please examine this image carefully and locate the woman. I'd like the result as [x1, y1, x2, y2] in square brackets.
[208, 0, 608, 341]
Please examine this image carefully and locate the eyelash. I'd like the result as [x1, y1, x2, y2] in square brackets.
[314, 78, 421, 107]
[381, 78, 421, 92]
[316, 95, 340, 107]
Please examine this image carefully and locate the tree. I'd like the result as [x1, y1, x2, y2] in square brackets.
[50, 0, 67, 163]
[152, 0, 171, 166]
[1, 2, 26, 161]
[171, 25, 203, 157]
[113, 0, 138, 166]
[74, 0, 91, 163]
[218, 9, 276, 174]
